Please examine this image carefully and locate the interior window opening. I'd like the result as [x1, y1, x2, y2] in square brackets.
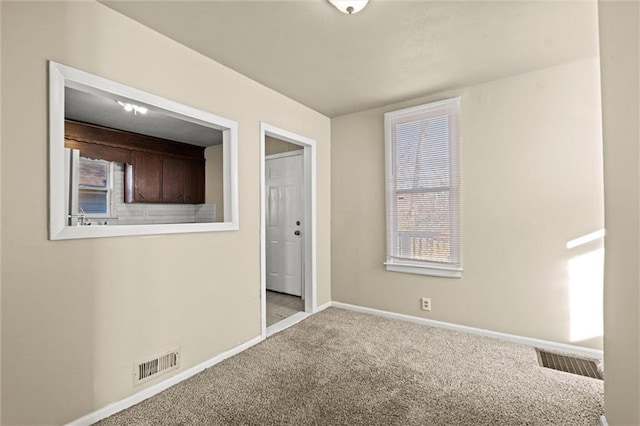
[49, 61, 239, 240]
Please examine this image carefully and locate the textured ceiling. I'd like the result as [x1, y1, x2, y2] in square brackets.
[102, 0, 600, 117]
[65, 87, 223, 147]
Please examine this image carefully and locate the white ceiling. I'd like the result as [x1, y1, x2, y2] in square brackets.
[65, 87, 224, 146]
[102, 0, 600, 118]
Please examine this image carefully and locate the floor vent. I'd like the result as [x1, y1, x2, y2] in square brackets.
[536, 349, 602, 380]
[134, 348, 180, 385]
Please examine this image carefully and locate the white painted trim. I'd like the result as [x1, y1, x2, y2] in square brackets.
[315, 301, 332, 313]
[384, 97, 461, 119]
[49, 62, 68, 239]
[48, 61, 240, 240]
[65, 335, 263, 426]
[385, 262, 463, 278]
[264, 302, 330, 338]
[266, 311, 312, 337]
[260, 126, 267, 338]
[260, 123, 318, 339]
[600, 415, 608, 426]
[331, 302, 603, 359]
[307, 140, 318, 314]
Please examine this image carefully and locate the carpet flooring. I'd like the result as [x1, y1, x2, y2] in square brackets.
[96, 308, 604, 425]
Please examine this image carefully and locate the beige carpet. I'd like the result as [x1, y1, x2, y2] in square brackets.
[96, 308, 603, 425]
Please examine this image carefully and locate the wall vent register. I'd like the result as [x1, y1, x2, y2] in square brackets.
[134, 348, 181, 385]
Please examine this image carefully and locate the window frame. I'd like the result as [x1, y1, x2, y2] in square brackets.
[384, 97, 463, 278]
[77, 157, 113, 218]
[49, 61, 239, 240]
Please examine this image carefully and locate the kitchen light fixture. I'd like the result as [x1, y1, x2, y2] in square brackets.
[328, 0, 369, 15]
[117, 100, 148, 115]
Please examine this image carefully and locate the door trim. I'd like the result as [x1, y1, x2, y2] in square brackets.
[260, 123, 317, 338]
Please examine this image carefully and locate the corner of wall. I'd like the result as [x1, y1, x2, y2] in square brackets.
[598, 1, 640, 424]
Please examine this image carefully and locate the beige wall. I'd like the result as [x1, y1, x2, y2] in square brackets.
[332, 58, 604, 349]
[204, 144, 224, 221]
[0, 2, 3, 422]
[0, 2, 330, 425]
[598, 1, 640, 424]
[265, 135, 303, 156]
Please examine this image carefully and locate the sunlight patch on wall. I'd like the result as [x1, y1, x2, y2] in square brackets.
[567, 230, 604, 343]
[566, 229, 605, 249]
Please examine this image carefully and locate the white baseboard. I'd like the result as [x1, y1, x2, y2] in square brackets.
[331, 302, 603, 359]
[66, 335, 264, 426]
[266, 311, 311, 337]
[265, 302, 331, 338]
[600, 415, 608, 426]
[315, 301, 332, 312]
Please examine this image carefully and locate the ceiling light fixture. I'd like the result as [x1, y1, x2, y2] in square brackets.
[117, 100, 148, 115]
[328, 0, 369, 15]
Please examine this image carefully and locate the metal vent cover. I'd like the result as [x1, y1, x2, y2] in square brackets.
[536, 349, 602, 380]
[134, 348, 180, 385]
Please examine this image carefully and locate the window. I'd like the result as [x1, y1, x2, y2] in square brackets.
[384, 97, 462, 278]
[78, 157, 112, 216]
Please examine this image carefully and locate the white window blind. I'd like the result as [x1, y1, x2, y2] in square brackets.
[384, 97, 462, 278]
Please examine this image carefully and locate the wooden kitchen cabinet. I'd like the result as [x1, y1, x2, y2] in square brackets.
[162, 156, 186, 203]
[133, 154, 205, 204]
[66, 120, 206, 205]
[184, 159, 205, 204]
[133, 151, 163, 203]
[160, 157, 205, 204]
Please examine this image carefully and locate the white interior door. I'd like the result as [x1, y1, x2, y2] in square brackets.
[266, 152, 303, 296]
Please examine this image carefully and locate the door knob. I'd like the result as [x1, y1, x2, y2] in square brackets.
[296, 220, 301, 225]
[294, 230, 301, 236]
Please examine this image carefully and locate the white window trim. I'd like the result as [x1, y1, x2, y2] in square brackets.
[384, 262, 463, 278]
[49, 61, 239, 240]
[384, 97, 462, 278]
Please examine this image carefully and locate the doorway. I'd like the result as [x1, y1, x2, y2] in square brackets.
[260, 123, 317, 337]
[265, 151, 304, 325]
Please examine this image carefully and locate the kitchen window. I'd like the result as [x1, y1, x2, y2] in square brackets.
[77, 157, 112, 216]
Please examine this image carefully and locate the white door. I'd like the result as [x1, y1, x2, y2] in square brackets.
[266, 152, 303, 296]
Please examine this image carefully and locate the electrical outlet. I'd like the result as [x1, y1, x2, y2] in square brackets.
[421, 297, 431, 311]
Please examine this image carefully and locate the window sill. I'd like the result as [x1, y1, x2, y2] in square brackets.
[384, 262, 463, 278]
[50, 222, 239, 240]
